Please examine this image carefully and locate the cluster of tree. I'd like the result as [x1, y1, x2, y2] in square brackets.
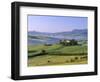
[59, 39, 78, 46]
[44, 43, 52, 46]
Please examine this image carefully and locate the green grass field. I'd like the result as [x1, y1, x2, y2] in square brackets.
[28, 43, 88, 66]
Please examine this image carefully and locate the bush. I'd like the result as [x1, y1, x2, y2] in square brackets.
[41, 50, 46, 54]
[70, 59, 75, 62]
[75, 57, 78, 60]
[48, 60, 50, 63]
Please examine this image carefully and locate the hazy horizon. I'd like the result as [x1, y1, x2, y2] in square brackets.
[28, 15, 87, 33]
[28, 28, 87, 33]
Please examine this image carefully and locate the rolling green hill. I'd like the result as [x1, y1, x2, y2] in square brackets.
[28, 43, 88, 66]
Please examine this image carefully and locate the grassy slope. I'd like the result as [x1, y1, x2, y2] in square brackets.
[28, 55, 87, 66]
[28, 44, 88, 66]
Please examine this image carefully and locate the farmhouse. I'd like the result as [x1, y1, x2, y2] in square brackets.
[59, 39, 78, 46]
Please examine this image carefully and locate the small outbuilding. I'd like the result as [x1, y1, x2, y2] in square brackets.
[59, 39, 78, 46]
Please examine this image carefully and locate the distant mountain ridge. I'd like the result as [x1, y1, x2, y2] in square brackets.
[28, 29, 87, 35]
[28, 29, 87, 45]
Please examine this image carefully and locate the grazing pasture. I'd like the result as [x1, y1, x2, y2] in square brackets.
[28, 42, 88, 66]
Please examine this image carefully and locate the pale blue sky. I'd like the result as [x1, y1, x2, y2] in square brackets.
[28, 15, 87, 33]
